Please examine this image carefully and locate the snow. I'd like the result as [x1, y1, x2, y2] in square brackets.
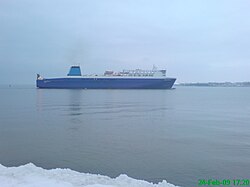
[0, 163, 178, 187]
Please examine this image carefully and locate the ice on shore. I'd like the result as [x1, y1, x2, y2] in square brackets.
[0, 163, 177, 187]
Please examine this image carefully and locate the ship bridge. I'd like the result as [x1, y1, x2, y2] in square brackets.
[120, 69, 166, 77]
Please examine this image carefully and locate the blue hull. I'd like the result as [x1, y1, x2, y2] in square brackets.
[37, 77, 176, 89]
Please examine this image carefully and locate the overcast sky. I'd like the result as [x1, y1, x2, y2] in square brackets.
[0, 0, 250, 84]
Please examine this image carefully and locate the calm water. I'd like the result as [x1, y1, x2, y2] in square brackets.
[0, 86, 249, 187]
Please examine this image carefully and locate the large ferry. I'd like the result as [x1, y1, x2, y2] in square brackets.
[36, 66, 176, 89]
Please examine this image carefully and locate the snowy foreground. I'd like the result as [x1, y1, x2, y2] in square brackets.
[0, 163, 178, 187]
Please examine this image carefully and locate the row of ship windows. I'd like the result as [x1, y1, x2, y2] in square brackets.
[120, 74, 155, 76]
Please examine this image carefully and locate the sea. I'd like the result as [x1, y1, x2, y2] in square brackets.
[0, 85, 249, 187]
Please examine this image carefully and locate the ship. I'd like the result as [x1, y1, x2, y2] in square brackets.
[36, 66, 176, 89]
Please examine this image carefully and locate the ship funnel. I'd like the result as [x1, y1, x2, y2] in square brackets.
[67, 66, 82, 76]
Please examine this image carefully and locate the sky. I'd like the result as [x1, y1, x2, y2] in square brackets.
[0, 0, 250, 84]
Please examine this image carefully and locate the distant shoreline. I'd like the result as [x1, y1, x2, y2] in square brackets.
[175, 82, 250, 87]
